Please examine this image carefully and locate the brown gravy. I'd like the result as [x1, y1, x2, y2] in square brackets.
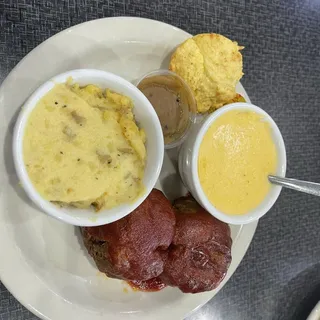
[138, 74, 194, 145]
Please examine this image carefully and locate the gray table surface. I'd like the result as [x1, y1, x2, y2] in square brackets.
[1, 0, 320, 319]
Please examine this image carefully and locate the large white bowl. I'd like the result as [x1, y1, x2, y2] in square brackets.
[179, 102, 287, 225]
[13, 69, 164, 226]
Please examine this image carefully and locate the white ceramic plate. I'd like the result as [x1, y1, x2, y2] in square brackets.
[0, 17, 257, 320]
[307, 301, 320, 320]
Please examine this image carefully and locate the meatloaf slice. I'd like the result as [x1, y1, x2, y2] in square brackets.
[82, 189, 176, 281]
[160, 195, 232, 293]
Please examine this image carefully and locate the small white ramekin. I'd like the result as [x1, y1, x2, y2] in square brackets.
[178, 102, 287, 225]
[13, 69, 164, 227]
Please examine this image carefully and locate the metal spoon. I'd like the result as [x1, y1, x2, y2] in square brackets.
[269, 175, 320, 197]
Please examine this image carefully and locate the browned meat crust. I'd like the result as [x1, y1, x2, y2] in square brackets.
[159, 195, 232, 293]
[82, 189, 175, 281]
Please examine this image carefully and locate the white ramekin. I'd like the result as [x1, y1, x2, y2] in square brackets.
[178, 102, 287, 225]
[13, 69, 164, 226]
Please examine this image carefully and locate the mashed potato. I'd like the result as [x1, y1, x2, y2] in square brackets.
[23, 81, 146, 211]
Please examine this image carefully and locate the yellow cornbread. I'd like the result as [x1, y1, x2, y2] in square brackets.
[23, 82, 146, 211]
[198, 110, 277, 215]
[169, 33, 244, 113]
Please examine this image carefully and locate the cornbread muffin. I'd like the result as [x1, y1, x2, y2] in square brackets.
[208, 93, 246, 113]
[169, 33, 244, 113]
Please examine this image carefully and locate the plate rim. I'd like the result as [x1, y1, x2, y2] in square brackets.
[0, 16, 258, 320]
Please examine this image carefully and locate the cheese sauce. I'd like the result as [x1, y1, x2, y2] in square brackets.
[198, 110, 277, 215]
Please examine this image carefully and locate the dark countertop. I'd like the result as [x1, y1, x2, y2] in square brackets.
[1, 1, 320, 319]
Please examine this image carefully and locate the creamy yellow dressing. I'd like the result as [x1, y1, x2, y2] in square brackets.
[23, 83, 146, 211]
[198, 110, 277, 215]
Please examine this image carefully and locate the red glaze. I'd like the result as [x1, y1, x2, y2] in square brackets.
[82, 189, 176, 281]
[128, 277, 166, 292]
[160, 195, 232, 294]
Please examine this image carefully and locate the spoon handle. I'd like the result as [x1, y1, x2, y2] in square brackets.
[269, 175, 320, 197]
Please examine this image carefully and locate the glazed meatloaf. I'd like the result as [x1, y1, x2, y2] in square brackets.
[82, 189, 176, 281]
[159, 195, 232, 293]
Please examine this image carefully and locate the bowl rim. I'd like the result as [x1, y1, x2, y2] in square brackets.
[135, 69, 197, 149]
[191, 102, 287, 225]
[12, 68, 164, 226]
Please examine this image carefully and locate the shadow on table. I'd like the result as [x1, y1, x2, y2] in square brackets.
[273, 264, 320, 320]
